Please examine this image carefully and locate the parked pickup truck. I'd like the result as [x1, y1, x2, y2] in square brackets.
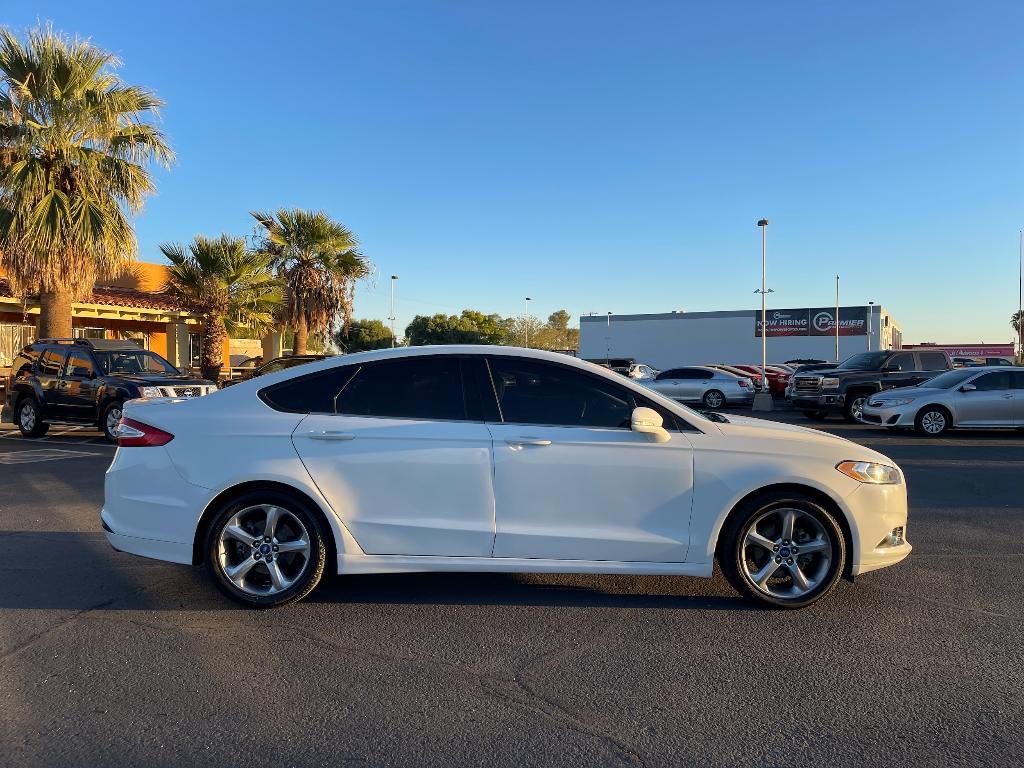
[4, 338, 217, 442]
[790, 349, 953, 421]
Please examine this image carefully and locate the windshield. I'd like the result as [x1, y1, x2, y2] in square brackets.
[918, 368, 980, 390]
[836, 352, 890, 371]
[94, 350, 179, 376]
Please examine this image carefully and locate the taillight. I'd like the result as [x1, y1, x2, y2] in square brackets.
[738, 379, 749, 388]
[116, 417, 174, 447]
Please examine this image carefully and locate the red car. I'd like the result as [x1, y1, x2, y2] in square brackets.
[731, 364, 790, 395]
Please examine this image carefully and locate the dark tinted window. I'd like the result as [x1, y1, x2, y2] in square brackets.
[337, 357, 467, 420]
[64, 351, 95, 378]
[1013, 372, 1024, 389]
[919, 352, 948, 371]
[488, 357, 635, 428]
[887, 353, 915, 372]
[40, 348, 66, 376]
[657, 368, 703, 380]
[260, 366, 357, 413]
[971, 372, 1011, 392]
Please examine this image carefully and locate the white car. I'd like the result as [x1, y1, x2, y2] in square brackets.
[102, 346, 911, 609]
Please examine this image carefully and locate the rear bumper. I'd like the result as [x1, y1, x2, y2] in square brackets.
[102, 523, 193, 565]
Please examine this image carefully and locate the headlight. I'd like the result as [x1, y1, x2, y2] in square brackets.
[821, 377, 840, 389]
[877, 397, 915, 406]
[140, 386, 163, 398]
[836, 460, 901, 484]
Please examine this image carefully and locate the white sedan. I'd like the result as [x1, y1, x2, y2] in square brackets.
[102, 346, 911, 609]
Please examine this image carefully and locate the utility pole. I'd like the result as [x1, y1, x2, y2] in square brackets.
[389, 275, 398, 347]
[867, 301, 875, 351]
[835, 275, 841, 362]
[524, 297, 532, 347]
[1019, 231, 1022, 364]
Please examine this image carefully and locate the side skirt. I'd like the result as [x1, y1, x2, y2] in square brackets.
[337, 555, 713, 578]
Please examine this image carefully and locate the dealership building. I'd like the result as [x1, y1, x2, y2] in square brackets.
[579, 305, 902, 369]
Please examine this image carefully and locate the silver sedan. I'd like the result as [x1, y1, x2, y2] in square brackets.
[642, 365, 755, 409]
[860, 366, 1024, 435]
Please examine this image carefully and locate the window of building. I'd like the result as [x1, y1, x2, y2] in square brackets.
[74, 327, 106, 340]
[0, 323, 35, 369]
[116, 329, 148, 349]
[189, 333, 202, 368]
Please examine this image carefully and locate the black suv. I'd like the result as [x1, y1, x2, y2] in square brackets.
[789, 349, 953, 421]
[4, 338, 217, 442]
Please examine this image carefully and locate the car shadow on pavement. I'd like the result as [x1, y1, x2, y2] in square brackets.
[308, 571, 749, 611]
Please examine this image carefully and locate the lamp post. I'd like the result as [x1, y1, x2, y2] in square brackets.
[835, 275, 841, 362]
[753, 219, 773, 412]
[524, 297, 532, 347]
[867, 301, 875, 351]
[1018, 230, 1022, 364]
[606, 311, 612, 364]
[389, 275, 399, 347]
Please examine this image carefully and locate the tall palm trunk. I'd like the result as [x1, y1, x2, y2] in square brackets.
[292, 316, 309, 355]
[200, 318, 226, 382]
[38, 288, 74, 339]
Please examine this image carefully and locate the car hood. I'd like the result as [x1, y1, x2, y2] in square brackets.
[115, 374, 216, 386]
[713, 414, 895, 465]
[870, 386, 945, 401]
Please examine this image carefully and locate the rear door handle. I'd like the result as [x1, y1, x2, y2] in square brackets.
[307, 430, 356, 441]
[505, 437, 552, 447]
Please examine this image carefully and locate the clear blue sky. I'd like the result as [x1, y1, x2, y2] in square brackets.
[6, 2, 1023, 343]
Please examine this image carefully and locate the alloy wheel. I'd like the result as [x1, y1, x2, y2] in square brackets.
[920, 410, 946, 435]
[19, 403, 35, 431]
[740, 507, 833, 600]
[217, 504, 312, 596]
[705, 391, 725, 408]
[105, 407, 122, 436]
[849, 396, 867, 421]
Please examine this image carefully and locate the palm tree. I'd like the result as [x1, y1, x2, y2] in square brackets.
[0, 26, 173, 337]
[162, 235, 282, 381]
[251, 209, 369, 354]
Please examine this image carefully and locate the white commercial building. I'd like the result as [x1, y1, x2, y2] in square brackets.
[579, 306, 902, 369]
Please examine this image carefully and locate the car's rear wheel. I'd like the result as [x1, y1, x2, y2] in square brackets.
[915, 405, 950, 436]
[703, 389, 725, 409]
[101, 400, 124, 443]
[720, 492, 846, 609]
[16, 397, 49, 438]
[206, 490, 328, 608]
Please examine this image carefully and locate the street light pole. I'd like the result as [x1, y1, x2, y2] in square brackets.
[389, 275, 398, 347]
[835, 275, 840, 362]
[753, 219, 773, 412]
[524, 297, 532, 347]
[1018, 230, 1022, 364]
[867, 301, 875, 351]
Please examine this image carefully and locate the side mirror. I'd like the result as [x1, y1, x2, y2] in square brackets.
[959, 383, 977, 393]
[631, 406, 670, 443]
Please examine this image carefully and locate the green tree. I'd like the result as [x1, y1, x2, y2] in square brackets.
[405, 309, 515, 346]
[338, 318, 395, 352]
[0, 26, 174, 337]
[162, 235, 281, 381]
[251, 209, 369, 355]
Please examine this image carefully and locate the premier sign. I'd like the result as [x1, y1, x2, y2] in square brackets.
[756, 306, 868, 338]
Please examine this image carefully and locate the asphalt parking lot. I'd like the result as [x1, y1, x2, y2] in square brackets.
[1, 412, 1021, 768]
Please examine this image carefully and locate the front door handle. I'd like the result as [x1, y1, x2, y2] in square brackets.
[505, 437, 552, 447]
[307, 430, 356, 441]
[1002, 393, 1014, 399]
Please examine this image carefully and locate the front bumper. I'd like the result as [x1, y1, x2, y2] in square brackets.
[845, 481, 912, 576]
[860, 402, 917, 428]
[791, 392, 844, 411]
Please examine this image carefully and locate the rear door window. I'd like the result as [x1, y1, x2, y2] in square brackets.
[260, 366, 358, 413]
[39, 348, 66, 376]
[918, 352, 948, 371]
[336, 357, 469, 421]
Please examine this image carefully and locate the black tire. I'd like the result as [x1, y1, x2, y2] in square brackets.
[915, 405, 951, 436]
[205, 490, 328, 608]
[802, 410, 829, 421]
[702, 389, 726, 409]
[100, 400, 125, 443]
[15, 397, 49, 438]
[719, 491, 846, 609]
[843, 391, 870, 422]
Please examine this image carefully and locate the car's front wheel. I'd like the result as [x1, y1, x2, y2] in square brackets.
[915, 405, 950, 436]
[16, 397, 49, 438]
[720, 492, 846, 609]
[844, 392, 869, 422]
[205, 490, 328, 608]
